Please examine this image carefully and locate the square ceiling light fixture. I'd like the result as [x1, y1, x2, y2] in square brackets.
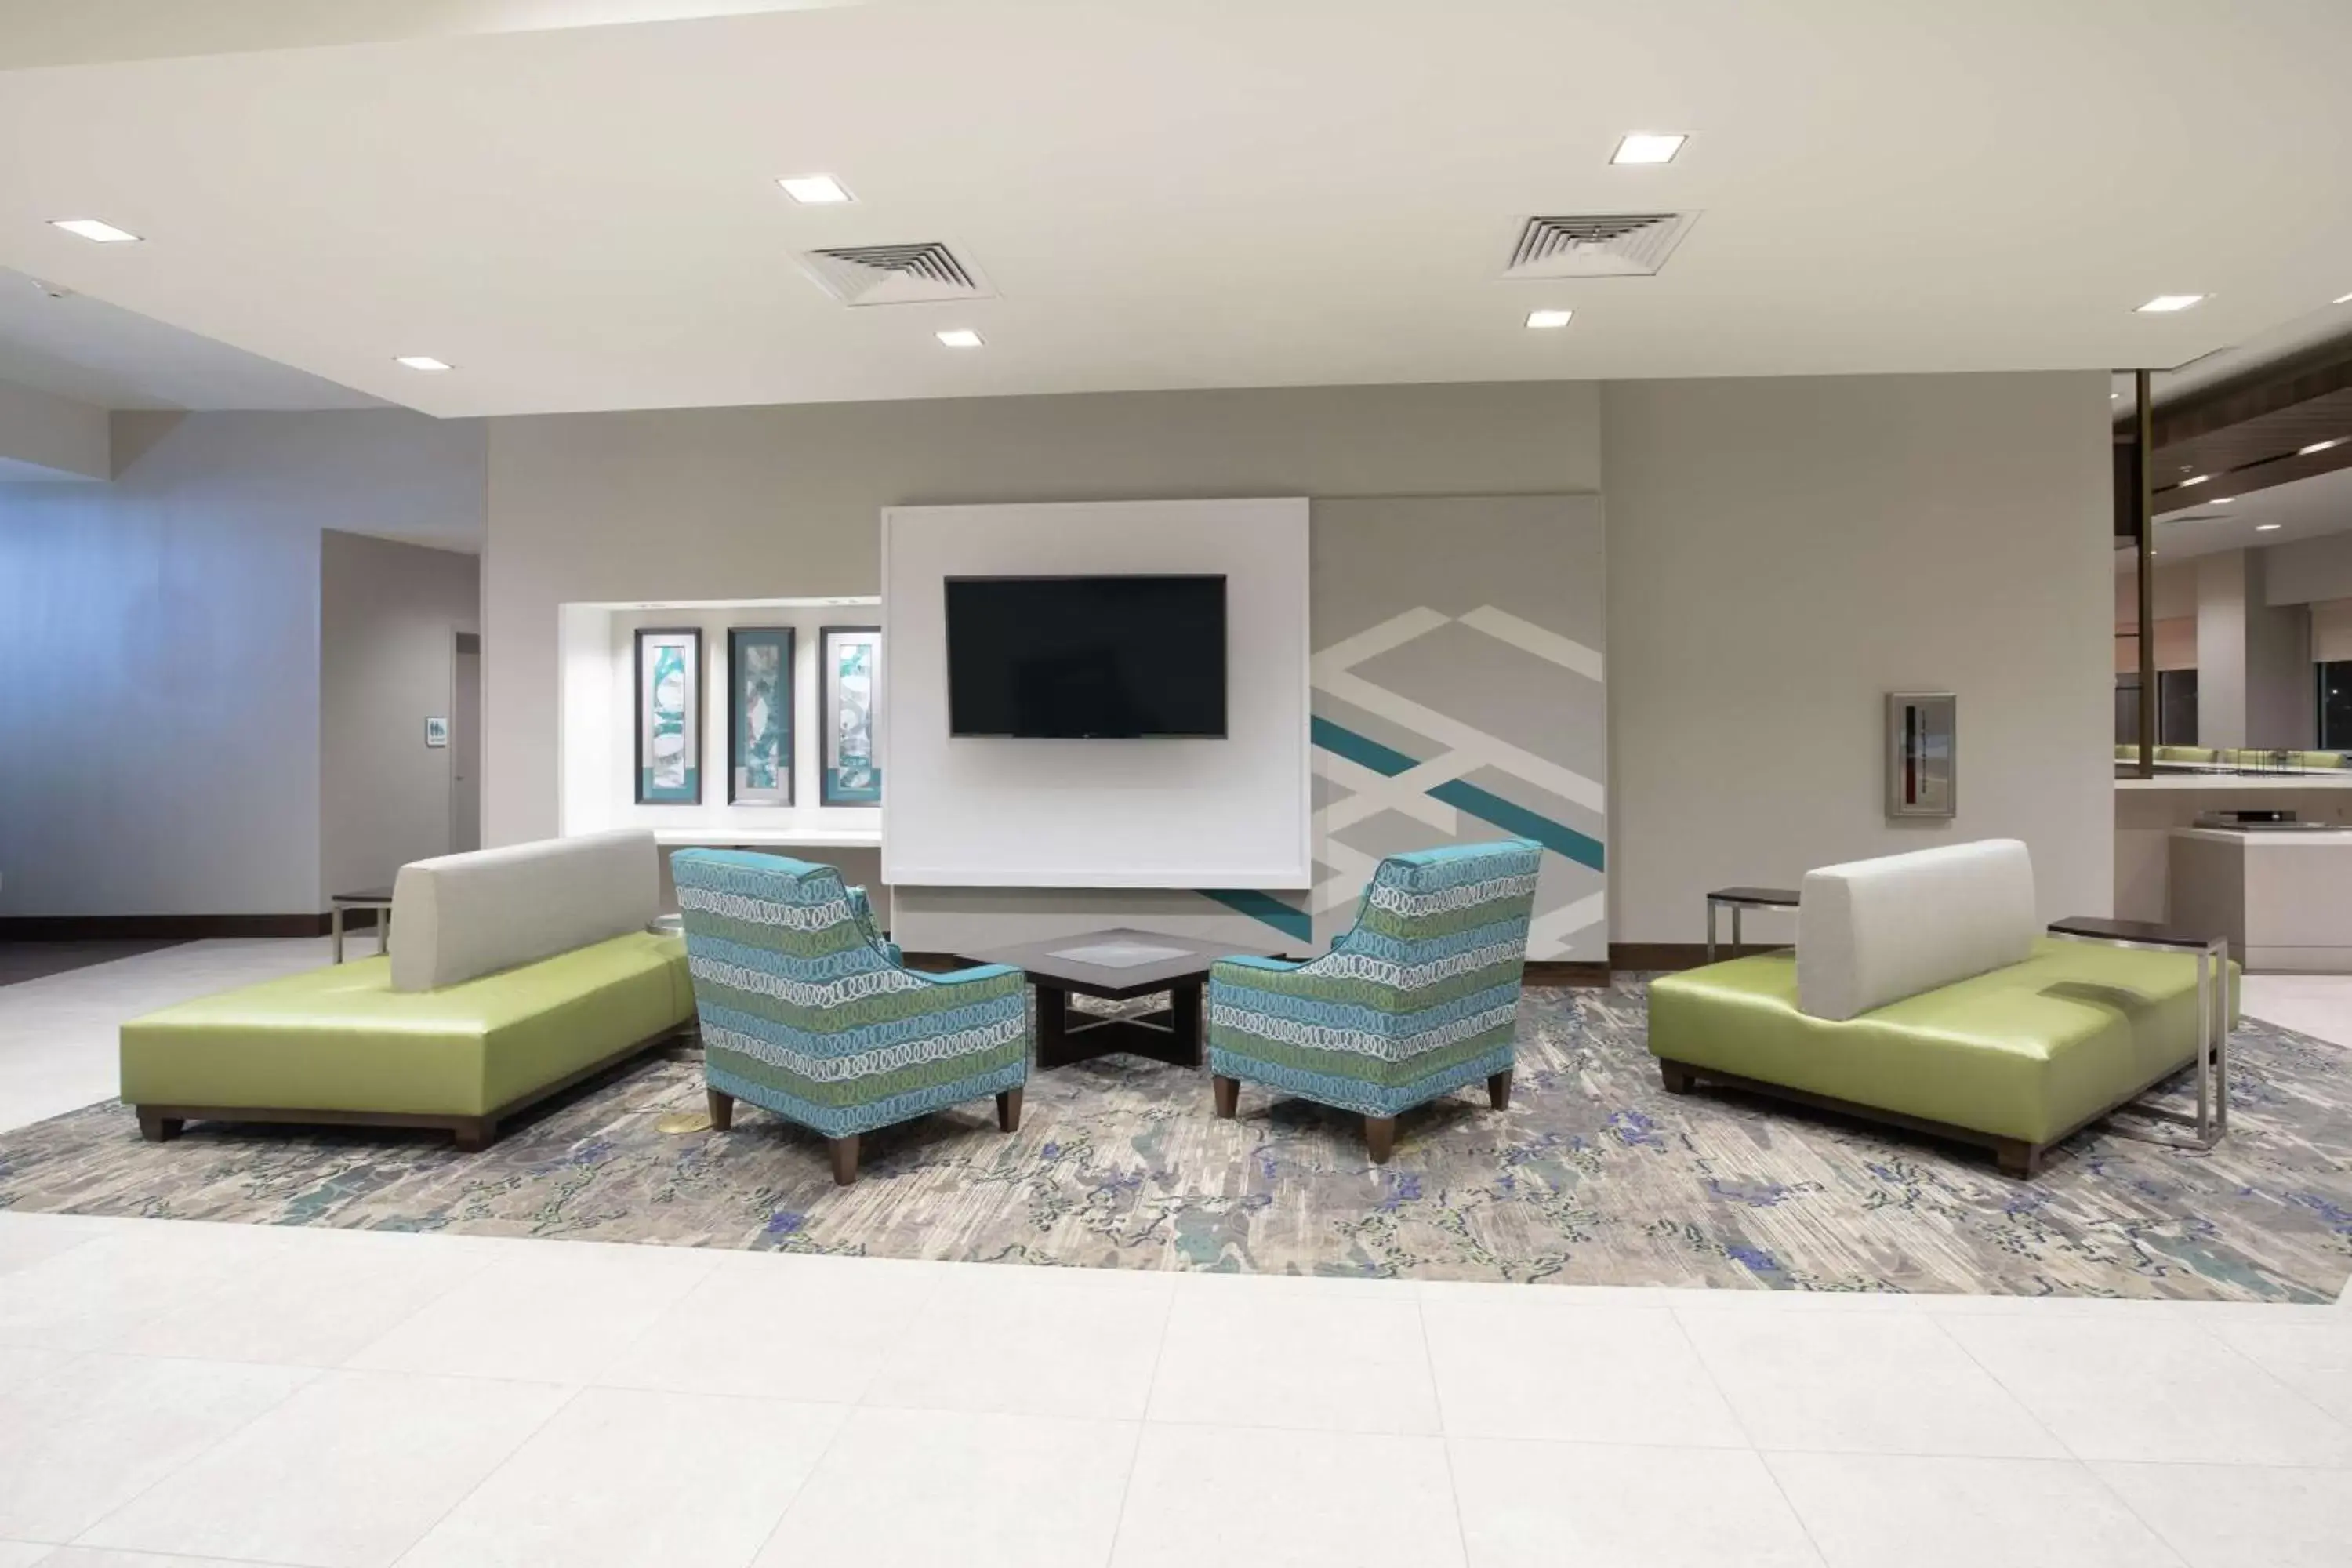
[1611, 132, 1686, 165]
[779, 174, 854, 205]
[2136, 294, 2207, 313]
[935, 328, 983, 348]
[395, 355, 453, 372]
[1525, 309, 1574, 329]
[49, 217, 140, 243]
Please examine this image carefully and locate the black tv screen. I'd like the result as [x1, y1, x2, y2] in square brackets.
[946, 575, 1227, 738]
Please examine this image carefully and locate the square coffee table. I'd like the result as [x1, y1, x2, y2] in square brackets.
[955, 927, 1288, 1070]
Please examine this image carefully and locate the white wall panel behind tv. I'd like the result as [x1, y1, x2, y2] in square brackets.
[882, 498, 1311, 888]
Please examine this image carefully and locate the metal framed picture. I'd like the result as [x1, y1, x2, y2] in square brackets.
[1886, 691, 1957, 818]
[634, 627, 703, 804]
[819, 625, 882, 806]
[727, 626, 795, 806]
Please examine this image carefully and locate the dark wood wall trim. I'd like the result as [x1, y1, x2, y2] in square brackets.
[1523, 960, 1609, 988]
[0, 913, 339, 940]
[1608, 942, 1780, 972]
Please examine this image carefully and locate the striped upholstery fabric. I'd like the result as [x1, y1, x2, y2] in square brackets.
[672, 850, 1028, 1140]
[1207, 839, 1542, 1118]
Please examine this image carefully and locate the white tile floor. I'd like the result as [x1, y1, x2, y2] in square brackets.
[0, 1214, 2347, 1566]
[0, 944, 2348, 1566]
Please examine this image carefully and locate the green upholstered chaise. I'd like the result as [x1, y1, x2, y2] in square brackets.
[1650, 840, 2235, 1177]
[122, 830, 695, 1149]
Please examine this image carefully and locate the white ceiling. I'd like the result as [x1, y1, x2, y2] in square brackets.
[0, 265, 379, 410]
[2126, 462, 2352, 567]
[3, 0, 2351, 419]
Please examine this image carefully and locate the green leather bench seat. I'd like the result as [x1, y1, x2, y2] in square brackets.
[1649, 936, 2236, 1148]
[122, 931, 692, 1123]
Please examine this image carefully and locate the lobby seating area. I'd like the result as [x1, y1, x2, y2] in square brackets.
[8, 7, 2352, 1563]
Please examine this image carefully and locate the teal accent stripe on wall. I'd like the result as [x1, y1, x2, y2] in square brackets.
[1310, 716, 1416, 777]
[1201, 888, 1314, 944]
[1312, 717, 1605, 872]
[1426, 779, 1606, 871]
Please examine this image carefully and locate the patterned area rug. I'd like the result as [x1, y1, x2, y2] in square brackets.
[3, 979, 2349, 1301]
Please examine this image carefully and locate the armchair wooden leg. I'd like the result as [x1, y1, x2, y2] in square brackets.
[137, 1109, 183, 1143]
[452, 1117, 492, 1153]
[1212, 1074, 1240, 1119]
[1365, 1116, 1397, 1164]
[1487, 1069, 1513, 1110]
[828, 1134, 861, 1186]
[996, 1086, 1023, 1133]
[706, 1087, 734, 1131]
[1659, 1059, 1697, 1095]
[1993, 1137, 2043, 1179]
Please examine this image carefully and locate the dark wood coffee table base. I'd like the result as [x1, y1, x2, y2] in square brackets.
[956, 927, 1286, 1073]
[1038, 982, 1203, 1069]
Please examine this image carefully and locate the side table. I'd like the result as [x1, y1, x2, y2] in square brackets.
[329, 887, 394, 964]
[2047, 914, 2229, 1149]
[1704, 887, 1799, 964]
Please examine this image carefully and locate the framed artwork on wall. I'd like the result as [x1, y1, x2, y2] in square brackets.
[634, 627, 703, 804]
[727, 626, 795, 806]
[820, 625, 882, 806]
[1886, 691, 1958, 819]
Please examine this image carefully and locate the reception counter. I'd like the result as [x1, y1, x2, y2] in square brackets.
[2115, 773, 2352, 925]
[2169, 826, 2352, 971]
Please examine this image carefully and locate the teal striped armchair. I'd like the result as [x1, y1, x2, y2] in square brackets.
[1207, 839, 1543, 1163]
[672, 850, 1029, 1185]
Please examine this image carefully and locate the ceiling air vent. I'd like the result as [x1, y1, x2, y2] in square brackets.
[798, 242, 993, 307]
[1503, 212, 1699, 278]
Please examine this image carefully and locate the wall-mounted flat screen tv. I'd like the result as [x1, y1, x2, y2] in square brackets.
[946, 574, 1227, 738]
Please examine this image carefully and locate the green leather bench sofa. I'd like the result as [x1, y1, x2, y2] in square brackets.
[2116, 743, 2348, 769]
[122, 829, 694, 1149]
[1650, 840, 2235, 1178]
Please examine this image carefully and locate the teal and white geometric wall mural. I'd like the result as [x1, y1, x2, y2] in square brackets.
[1300, 495, 1606, 960]
[634, 626, 702, 804]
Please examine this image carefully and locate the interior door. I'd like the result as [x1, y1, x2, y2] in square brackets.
[452, 632, 481, 852]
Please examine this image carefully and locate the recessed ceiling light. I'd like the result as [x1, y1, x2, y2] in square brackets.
[2256, 523, 2281, 532]
[2212, 496, 2235, 504]
[1610, 132, 1686, 165]
[2111, 392, 2122, 400]
[2301, 438, 2342, 456]
[778, 174, 854, 205]
[1525, 309, 1574, 330]
[394, 355, 453, 372]
[935, 328, 982, 349]
[49, 217, 140, 244]
[2335, 292, 2352, 306]
[2136, 294, 2206, 313]
[2181, 474, 2209, 486]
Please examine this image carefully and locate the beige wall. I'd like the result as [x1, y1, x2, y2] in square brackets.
[486, 371, 2113, 946]
[1603, 372, 2113, 938]
[482, 381, 1606, 845]
[319, 530, 481, 900]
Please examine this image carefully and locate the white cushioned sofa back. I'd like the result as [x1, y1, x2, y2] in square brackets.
[389, 829, 659, 993]
[1795, 838, 2037, 1022]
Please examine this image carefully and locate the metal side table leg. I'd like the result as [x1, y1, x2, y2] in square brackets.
[332, 905, 346, 964]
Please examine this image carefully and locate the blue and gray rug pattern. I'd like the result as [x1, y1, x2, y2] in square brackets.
[2, 978, 2347, 1301]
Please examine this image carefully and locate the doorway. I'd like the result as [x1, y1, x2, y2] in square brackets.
[452, 632, 481, 853]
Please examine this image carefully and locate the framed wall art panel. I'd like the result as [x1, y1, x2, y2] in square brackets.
[727, 626, 795, 806]
[634, 627, 702, 804]
[820, 625, 882, 806]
